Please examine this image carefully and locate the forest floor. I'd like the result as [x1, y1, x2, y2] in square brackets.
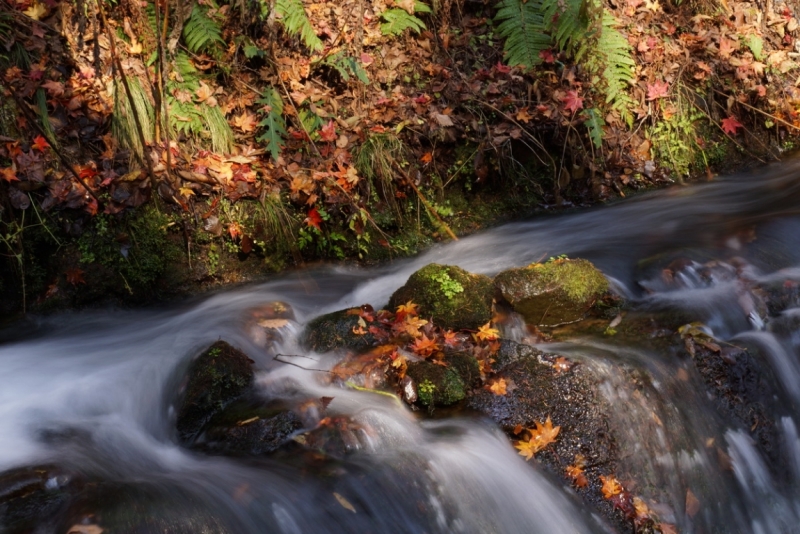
[2, 0, 800, 315]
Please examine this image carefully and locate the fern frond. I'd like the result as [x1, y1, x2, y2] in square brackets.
[581, 107, 605, 148]
[542, 0, 588, 53]
[256, 86, 287, 161]
[183, 4, 224, 54]
[592, 12, 635, 126]
[275, 0, 323, 52]
[494, 0, 549, 68]
[380, 8, 427, 36]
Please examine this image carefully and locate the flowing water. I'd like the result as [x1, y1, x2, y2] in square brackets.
[5, 162, 800, 533]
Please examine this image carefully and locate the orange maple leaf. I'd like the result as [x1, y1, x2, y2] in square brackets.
[442, 329, 459, 346]
[410, 333, 440, 356]
[0, 167, 19, 183]
[599, 475, 623, 499]
[232, 111, 258, 133]
[395, 301, 419, 321]
[488, 377, 507, 395]
[514, 416, 560, 460]
[474, 322, 500, 342]
[562, 90, 583, 114]
[420, 151, 433, 164]
[400, 315, 428, 338]
[319, 120, 337, 142]
[566, 454, 588, 487]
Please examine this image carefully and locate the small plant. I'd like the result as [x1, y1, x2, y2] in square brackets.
[380, 2, 431, 36]
[208, 347, 222, 357]
[274, 0, 324, 51]
[417, 379, 436, 405]
[431, 270, 464, 299]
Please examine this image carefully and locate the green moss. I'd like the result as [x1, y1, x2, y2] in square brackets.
[388, 264, 494, 330]
[531, 258, 608, 303]
[418, 379, 436, 406]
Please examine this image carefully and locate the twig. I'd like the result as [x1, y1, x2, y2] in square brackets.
[391, 161, 458, 241]
[273, 354, 330, 372]
[688, 99, 766, 164]
[712, 87, 800, 133]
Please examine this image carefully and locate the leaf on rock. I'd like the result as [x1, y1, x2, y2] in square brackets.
[514, 416, 560, 460]
[600, 475, 623, 498]
[488, 377, 507, 395]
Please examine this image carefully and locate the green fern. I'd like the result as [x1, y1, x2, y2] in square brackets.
[581, 107, 605, 149]
[380, 8, 428, 36]
[320, 52, 369, 83]
[256, 86, 287, 161]
[275, 0, 323, 52]
[183, 3, 224, 54]
[112, 77, 155, 158]
[579, 11, 635, 126]
[165, 52, 233, 152]
[494, 0, 549, 68]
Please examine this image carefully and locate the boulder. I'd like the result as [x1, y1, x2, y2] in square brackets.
[194, 398, 304, 456]
[494, 258, 608, 327]
[303, 307, 380, 353]
[388, 264, 494, 330]
[175, 341, 254, 443]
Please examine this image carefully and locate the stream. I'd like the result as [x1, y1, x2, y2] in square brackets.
[5, 161, 800, 533]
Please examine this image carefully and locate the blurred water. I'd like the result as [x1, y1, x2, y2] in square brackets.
[5, 161, 800, 532]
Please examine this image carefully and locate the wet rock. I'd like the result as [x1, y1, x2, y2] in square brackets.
[0, 464, 78, 532]
[60, 482, 235, 533]
[303, 307, 380, 353]
[193, 398, 304, 455]
[686, 340, 782, 467]
[405, 352, 481, 407]
[495, 258, 608, 327]
[242, 301, 296, 350]
[175, 340, 255, 444]
[388, 264, 494, 330]
[467, 341, 615, 468]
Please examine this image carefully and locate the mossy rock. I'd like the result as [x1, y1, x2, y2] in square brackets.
[494, 258, 608, 327]
[303, 308, 380, 353]
[388, 264, 494, 330]
[194, 398, 304, 456]
[406, 352, 480, 407]
[175, 341, 255, 444]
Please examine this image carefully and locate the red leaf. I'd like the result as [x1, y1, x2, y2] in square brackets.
[32, 135, 50, 152]
[721, 115, 744, 135]
[360, 53, 374, 66]
[305, 206, 323, 229]
[41, 79, 64, 97]
[494, 61, 511, 74]
[646, 80, 669, 100]
[319, 120, 337, 142]
[562, 90, 584, 114]
[539, 49, 555, 64]
[65, 267, 86, 286]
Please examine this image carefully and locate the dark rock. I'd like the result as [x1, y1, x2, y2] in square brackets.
[494, 258, 608, 327]
[0, 464, 77, 532]
[405, 352, 481, 407]
[303, 308, 380, 353]
[175, 341, 255, 444]
[194, 398, 304, 455]
[388, 264, 494, 330]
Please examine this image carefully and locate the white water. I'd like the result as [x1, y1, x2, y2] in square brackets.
[5, 161, 800, 532]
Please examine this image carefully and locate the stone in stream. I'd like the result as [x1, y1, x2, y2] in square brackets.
[388, 264, 494, 330]
[175, 340, 255, 444]
[302, 306, 381, 353]
[0, 464, 79, 532]
[494, 258, 608, 327]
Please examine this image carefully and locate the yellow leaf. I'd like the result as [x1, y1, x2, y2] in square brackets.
[333, 492, 356, 513]
[24, 2, 48, 20]
[600, 475, 623, 499]
[514, 416, 560, 460]
[475, 322, 500, 342]
[179, 186, 195, 197]
[488, 377, 507, 395]
[128, 40, 143, 55]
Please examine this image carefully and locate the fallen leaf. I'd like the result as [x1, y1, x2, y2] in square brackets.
[319, 120, 337, 142]
[411, 333, 440, 356]
[600, 475, 623, 498]
[488, 377, 507, 395]
[232, 111, 258, 133]
[24, 2, 48, 20]
[475, 322, 500, 342]
[65, 267, 86, 286]
[32, 135, 50, 152]
[333, 492, 356, 513]
[562, 90, 584, 113]
[0, 167, 19, 183]
[685, 488, 700, 518]
[67, 525, 103, 534]
[514, 416, 560, 460]
[304, 206, 323, 229]
[646, 80, 669, 100]
[721, 115, 743, 135]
